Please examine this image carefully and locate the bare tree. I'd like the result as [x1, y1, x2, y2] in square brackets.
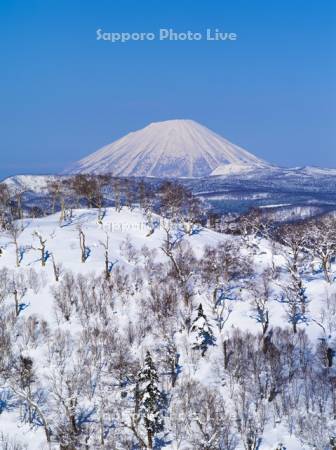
[11, 187, 26, 222]
[51, 254, 63, 282]
[32, 231, 48, 267]
[249, 270, 272, 336]
[69, 174, 99, 209]
[99, 232, 112, 279]
[9, 381, 52, 446]
[8, 222, 23, 267]
[305, 216, 336, 283]
[77, 226, 89, 263]
[47, 178, 63, 214]
[120, 235, 139, 264]
[11, 272, 27, 317]
[112, 178, 123, 212]
[279, 278, 309, 333]
[202, 241, 247, 312]
[0, 183, 10, 228]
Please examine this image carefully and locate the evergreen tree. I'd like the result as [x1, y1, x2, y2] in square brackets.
[137, 351, 163, 449]
[191, 304, 216, 356]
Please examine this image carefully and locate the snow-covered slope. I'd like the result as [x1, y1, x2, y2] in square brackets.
[210, 163, 256, 176]
[295, 166, 336, 176]
[0, 208, 335, 449]
[66, 119, 268, 177]
[3, 175, 58, 193]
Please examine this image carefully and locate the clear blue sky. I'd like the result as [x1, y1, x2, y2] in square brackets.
[0, 0, 335, 179]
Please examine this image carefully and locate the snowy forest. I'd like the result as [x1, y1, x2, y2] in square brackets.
[0, 175, 335, 450]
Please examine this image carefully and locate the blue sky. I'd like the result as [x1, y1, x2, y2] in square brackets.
[0, 0, 335, 179]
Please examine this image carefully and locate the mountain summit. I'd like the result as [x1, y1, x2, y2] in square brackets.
[66, 119, 268, 177]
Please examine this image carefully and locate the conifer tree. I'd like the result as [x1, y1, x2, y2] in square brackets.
[137, 351, 163, 449]
[191, 303, 216, 356]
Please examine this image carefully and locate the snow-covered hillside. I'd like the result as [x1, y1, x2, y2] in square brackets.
[3, 175, 59, 194]
[210, 163, 255, 176]
[66, 120, 268, 177]
[0, 207, 335, 449]
[2, 168, 336, 223]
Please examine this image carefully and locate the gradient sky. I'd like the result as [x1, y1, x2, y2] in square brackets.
[0, 0, 335, 180]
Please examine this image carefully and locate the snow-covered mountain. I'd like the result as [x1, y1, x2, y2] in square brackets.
[3, 175, 57, 193]
[66, 119, 269, 177]
[210, 163, 256, 176]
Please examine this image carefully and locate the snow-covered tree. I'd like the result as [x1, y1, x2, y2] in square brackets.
[280, 278, 309, 333]
[249, 270, 272, 336]
[0, 183, 10, 228]
[136, 351, 164, 449]
[305, 216, 336, 283]
[191, 304, 216, 356]
[8, 222, 23, 267]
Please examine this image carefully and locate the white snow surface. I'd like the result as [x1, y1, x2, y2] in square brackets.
[298, 166, 336, 176]
[210, 163, 256, 176]
[3, 175, 58, 193]
[66, 119, 268, 177]
[0, 207, 335, 449]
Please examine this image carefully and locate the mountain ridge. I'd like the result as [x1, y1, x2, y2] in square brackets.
[66, 119, 269, 177]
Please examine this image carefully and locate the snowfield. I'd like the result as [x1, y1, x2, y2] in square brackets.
[0, 207, 335, 449]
